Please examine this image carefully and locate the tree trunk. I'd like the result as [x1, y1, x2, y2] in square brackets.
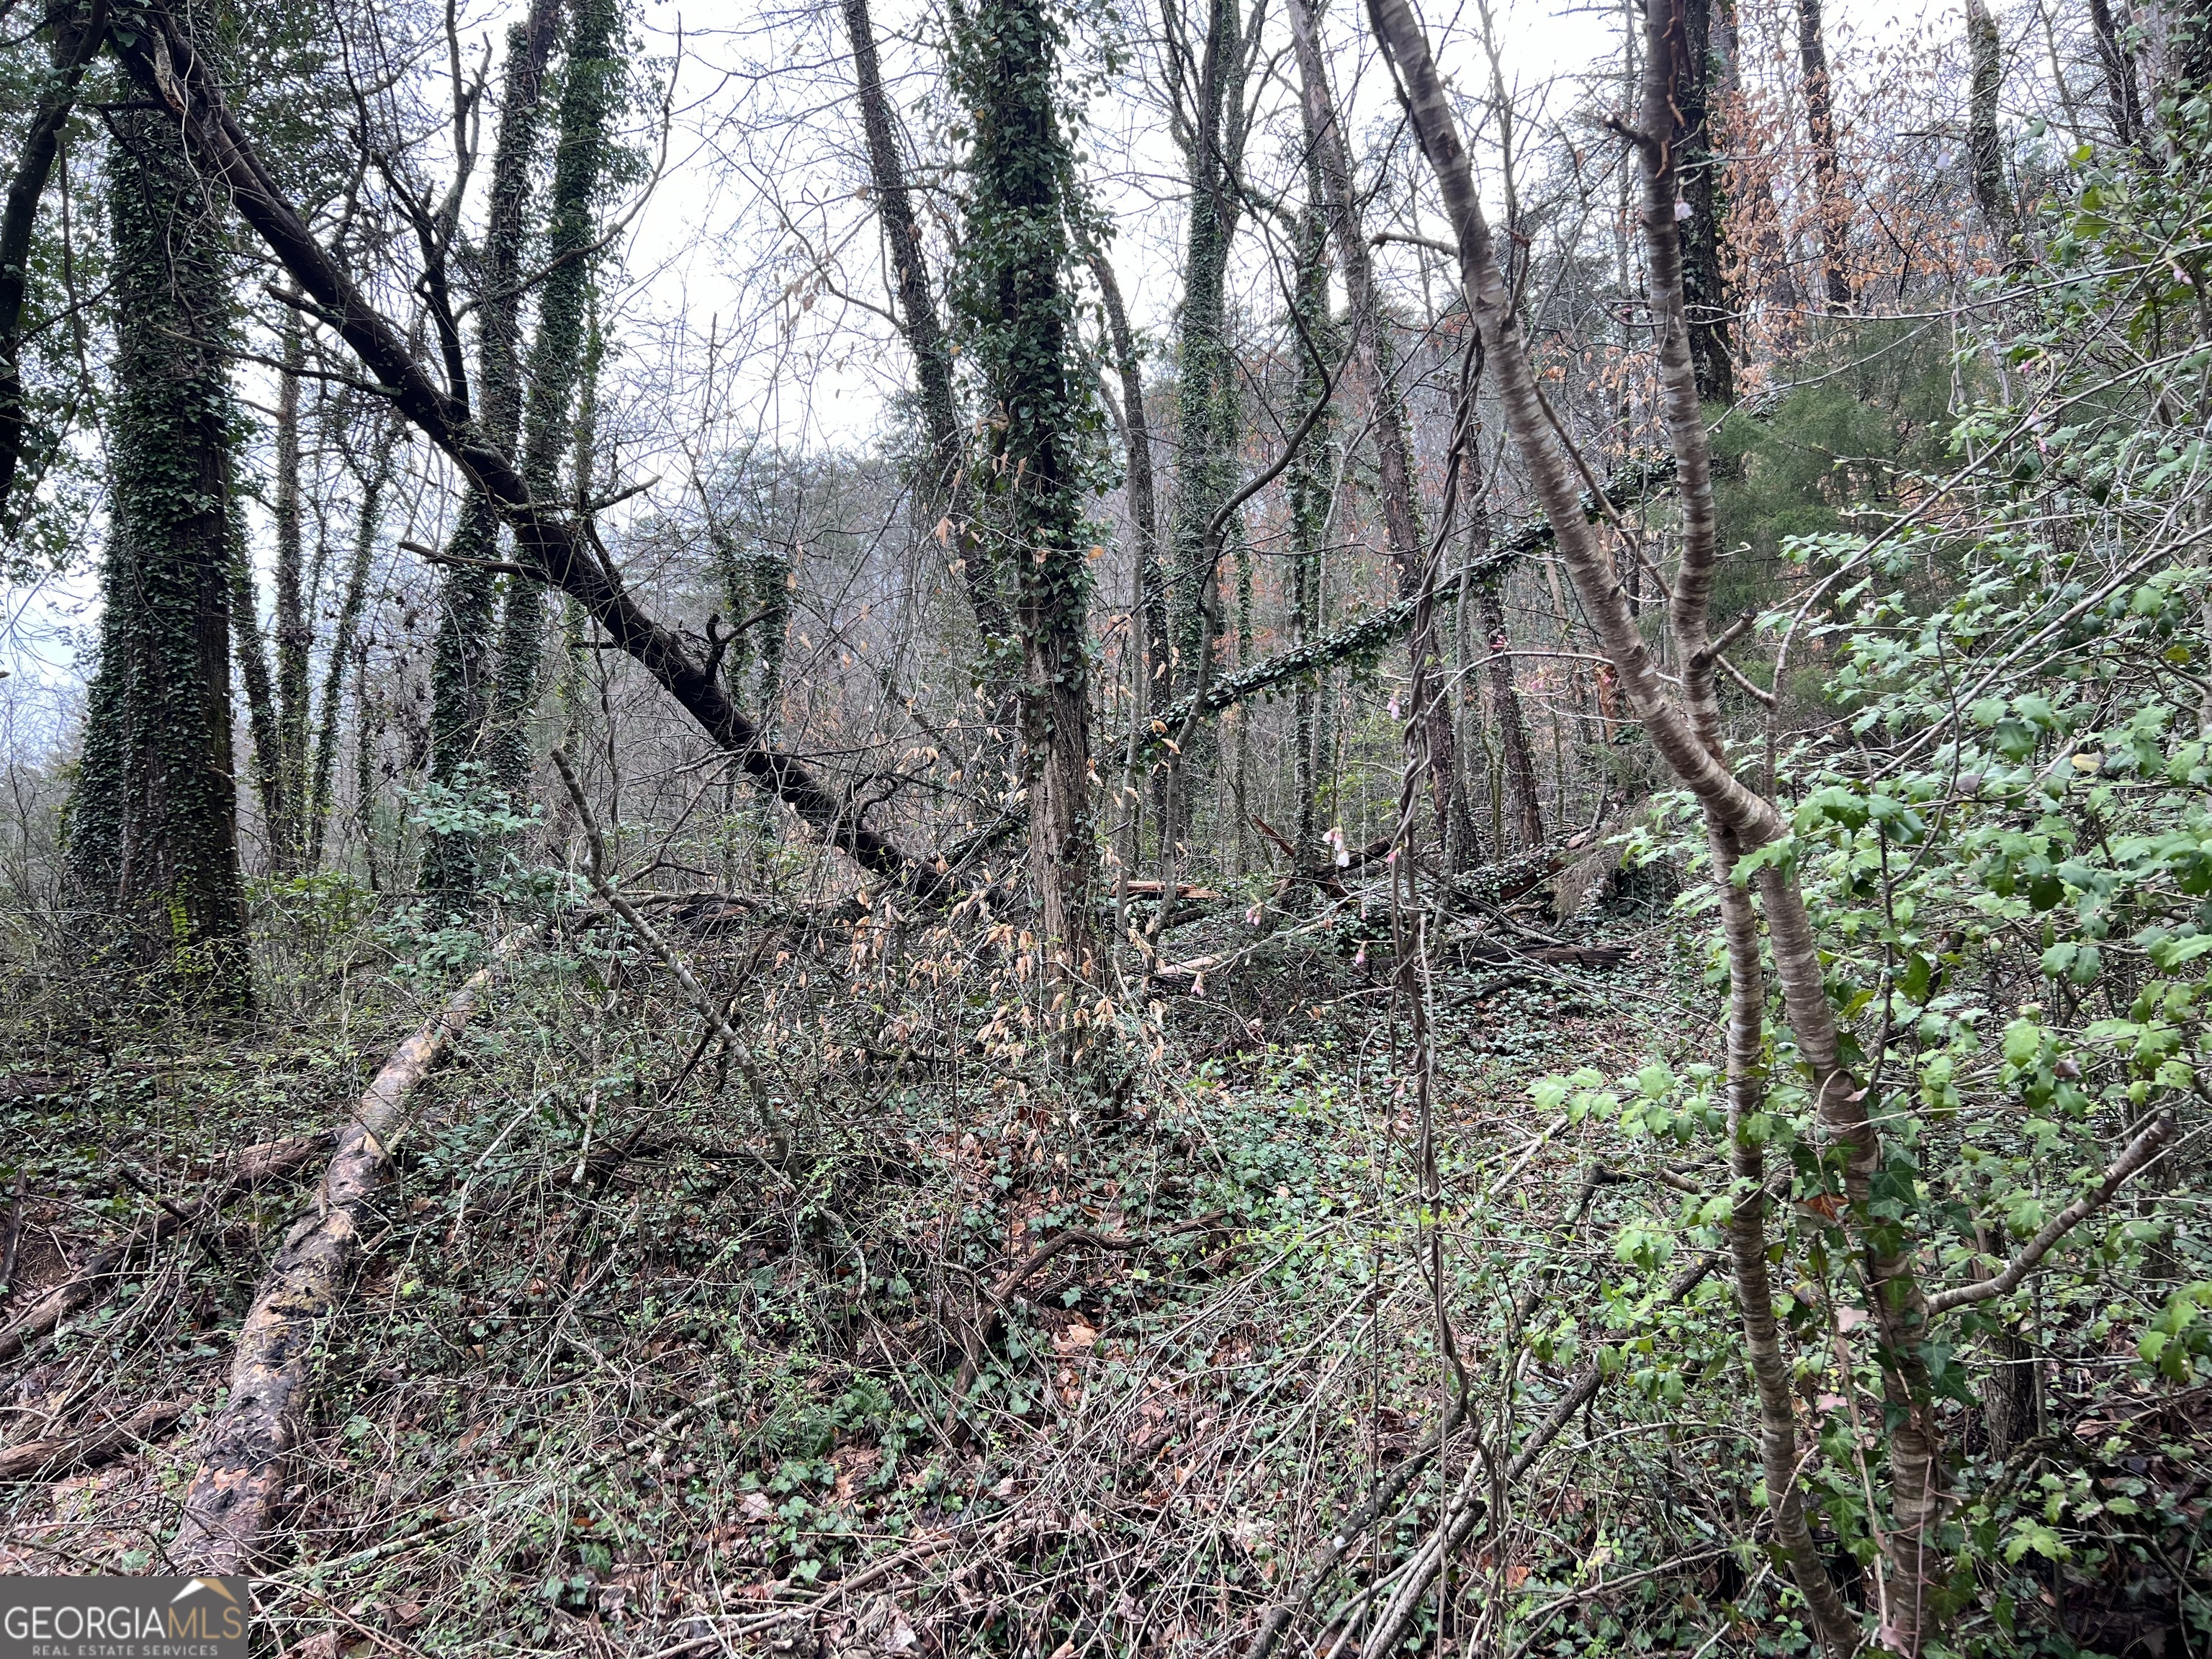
[1163, 0, 1257, 841]
[1092, 247, 1161, 929]
[841, 0, 1018, 715]
[423, 0, 559, 894]
[954, 0, 1097, 974]
[1461, 442, 1544, 850]
[228, 532, 285, 860]
[491, 0, 622, 800]
[1966, 0, 2015, 250]
[1288, 0, 1472, 869]
[1798, 0, 1853, 311]
[2088, 0, 2145, 147]
[0, 0, 103, 516]
[171, 935, 526, 1571]
[1678, 0, 1735, 404]
[1371, 0, 1941, 1642]
[1283, 189, 1336, 866]
[270, 305, 310, 868]
[66, 83, 251, 1010]
[1089, 251, 1164, 727]
[306, 428, 395, 868]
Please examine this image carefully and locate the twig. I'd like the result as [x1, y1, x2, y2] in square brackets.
[552, 747, 786, 1153]
[945, 1210, 1229, 1421]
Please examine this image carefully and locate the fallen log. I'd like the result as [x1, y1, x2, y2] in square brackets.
[170, 932, 526, 1573]
[0, 1135, 330, 1367]
[0, 1399, 187, 1483]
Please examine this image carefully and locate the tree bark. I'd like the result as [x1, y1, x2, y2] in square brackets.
[1966, 0, 2015, 250]
[1713, 838, 1861, 1658]
[1089, 249, 1166, 724]
[2087, 0, 2145, 147]
[954, 0, 1097, 973]
[1162, 0, 1259, 840]
[490, 0, 622, 799]
[1678, 0, 1735, 403]
[1798, 0, 1853, 311]
[1460, 441, 1544, 850]
[171, 934, 526, 1572]
[1283, 189, 1335, 865]
[271, 305, 310, 867]
[0, 0, 103, 515]
[307, 428, 395, 868]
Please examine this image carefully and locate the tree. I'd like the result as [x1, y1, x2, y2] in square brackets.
[1798, 0, 1853, 311]
[488, 0, 624, 800]
[422, 0, 559, 894]
[952, 0, 1098, 973]
[841, 0, 1018, 716]
[1370, 0, 1941, 1640]
[66, 46, 251, 1009]
[1288, 0, 1474, 870]
[1161, 0, 1261, 788]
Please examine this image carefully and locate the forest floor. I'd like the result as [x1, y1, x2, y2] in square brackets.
[2, 876, 2206, 1655]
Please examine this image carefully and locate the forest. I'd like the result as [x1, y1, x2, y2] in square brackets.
[1, 0, 2210, 1647]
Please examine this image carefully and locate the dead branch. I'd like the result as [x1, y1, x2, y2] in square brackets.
[946, 1210, 1228, 1418]
[0, 1398, 186, 1483]
[171, 932, 526, 1573]
[552, 747, 786, 1152]
[0, 1134, 330, 1367]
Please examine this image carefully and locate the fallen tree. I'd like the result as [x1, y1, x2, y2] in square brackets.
[102, 12, 956, 904]
[171, 933, 526, 1573]
[1121, 455, 1677, 765]
[0, 1398, 186, 1483]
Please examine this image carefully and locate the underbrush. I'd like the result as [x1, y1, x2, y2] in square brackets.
[1, 878, 2207, 1656]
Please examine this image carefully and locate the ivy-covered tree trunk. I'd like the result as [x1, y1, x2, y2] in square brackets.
[490, 0, 622, 799]
[269, 306, 310, 866]
[1678, 0, 1734, 404]
[1284, 192, 1335, 866]
[65, 91, 251, 1010]
[423, 0, 558, 893]
[1966, 0, 2014, 249]
[955, 0, 1096, 974]
[842, 0, 1018, 719]
[1164, 0, 1255, 801]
